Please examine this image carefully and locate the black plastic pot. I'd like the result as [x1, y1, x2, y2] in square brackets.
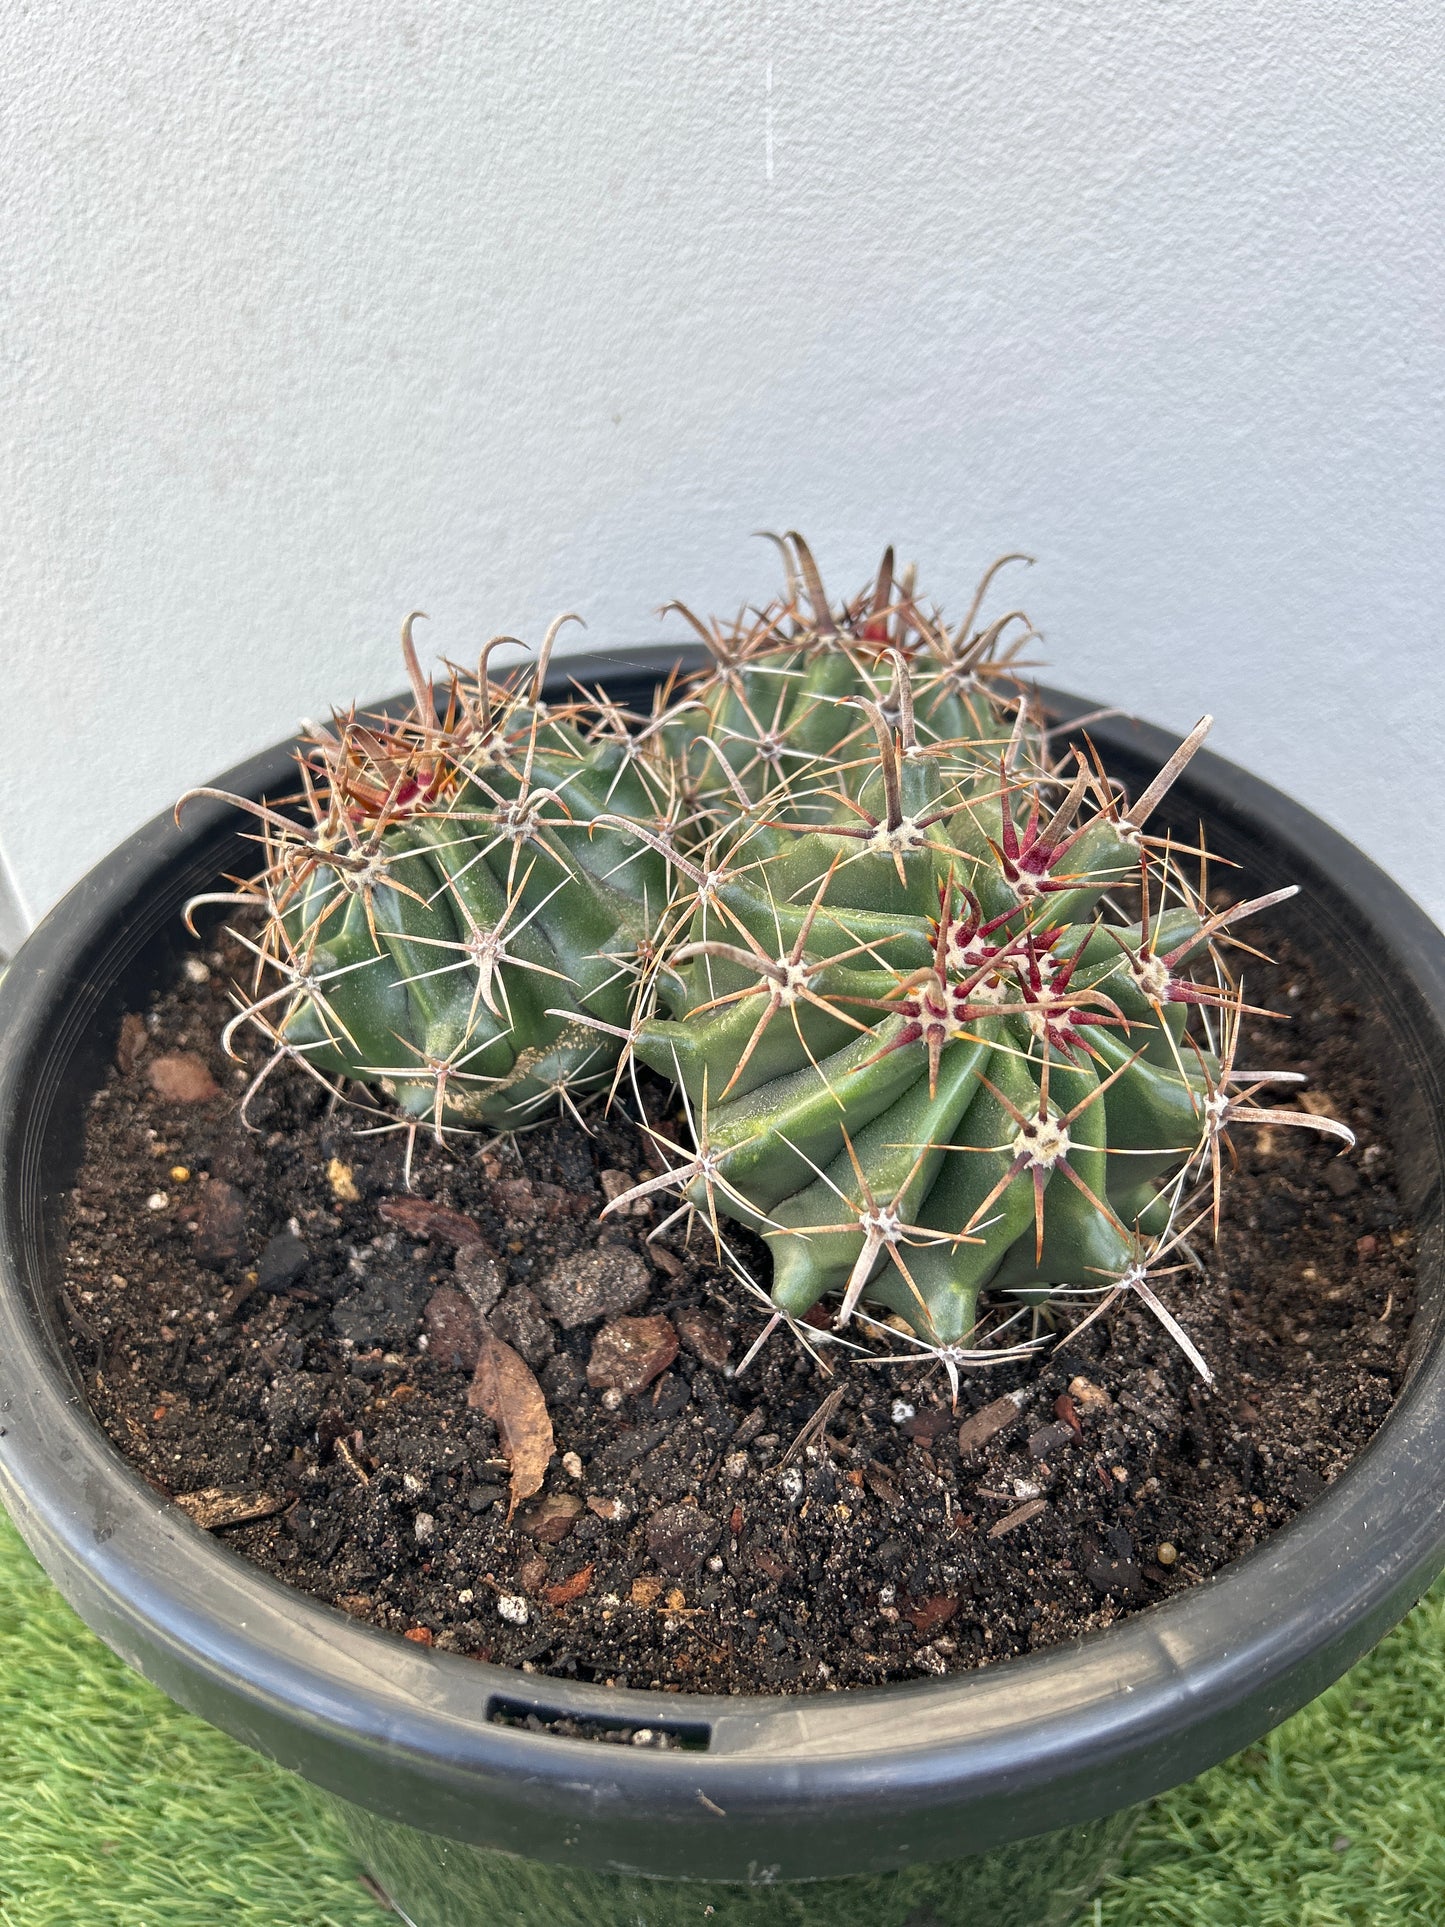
[3, 651, 1445, 1927]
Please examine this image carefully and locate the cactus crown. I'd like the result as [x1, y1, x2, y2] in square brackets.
[192, 540, 1353, 1380]
[658, 531, 1038, 842]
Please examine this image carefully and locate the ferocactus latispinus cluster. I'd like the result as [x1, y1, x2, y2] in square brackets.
[191, 535, 1352, 1371]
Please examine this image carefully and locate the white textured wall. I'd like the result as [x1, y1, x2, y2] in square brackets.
[3, 1, 1443, 928]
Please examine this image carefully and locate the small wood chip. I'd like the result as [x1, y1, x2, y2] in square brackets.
[335, 1435, 371, 1487]
[1054, 1392, 1083, 1438]
[174, 1489, 283, 1531]
[958, 1392, 1026, 1458]
[903, 1594, 960, 1636]
[988, 1498, 1048, 1539]
[116, 1012, 149, 1073]
[543, 1563, 596, 1608]
[863, 1462, 901, 1507]
[379, 1196, 486, 1246]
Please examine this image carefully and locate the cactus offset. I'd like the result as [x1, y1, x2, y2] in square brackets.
[187, 616, 674, 1135]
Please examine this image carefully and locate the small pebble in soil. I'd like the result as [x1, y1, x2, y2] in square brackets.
[587, 1314, 679, 1394]
[674, 1306, 730, 1374]
[491, 1286, 555, 1367]
[537, 1247, 650, 1328]
[327, 1158, 361, 1204]
[146, 1052, 218, 1102]
[422, 1287, 482, 1372]
[454, 1245, 506, 1316]
[1068, 1375, 1112, 1416]
[645, 1503, 722, 1575]
[257, 1232, 309, 1295]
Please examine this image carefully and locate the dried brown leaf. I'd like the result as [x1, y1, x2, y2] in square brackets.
[467, 1326, 554, 1520]
[957, 1393, 1025, 1458]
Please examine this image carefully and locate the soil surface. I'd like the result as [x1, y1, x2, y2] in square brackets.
[59, 935, 1415, 1696]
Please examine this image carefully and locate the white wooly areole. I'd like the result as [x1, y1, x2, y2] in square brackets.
[1, 1, 1443, 930]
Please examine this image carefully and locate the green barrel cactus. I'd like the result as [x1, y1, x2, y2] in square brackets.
[632, 647, 1351, 1351]
[186, 616, 674, 1133]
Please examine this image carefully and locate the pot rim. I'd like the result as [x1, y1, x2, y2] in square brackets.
[2, 647, 1443, 1878]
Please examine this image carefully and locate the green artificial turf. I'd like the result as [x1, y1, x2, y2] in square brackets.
[1, 1500, 1442, 1926]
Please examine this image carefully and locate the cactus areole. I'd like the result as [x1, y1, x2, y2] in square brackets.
[190, 535, 1352, 1376]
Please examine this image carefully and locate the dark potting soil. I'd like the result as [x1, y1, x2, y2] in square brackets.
[58, 936, 1415, 1696]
